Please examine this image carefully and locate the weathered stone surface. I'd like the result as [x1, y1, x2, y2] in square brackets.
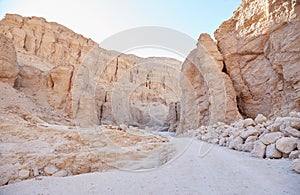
[255, 114, 267, 124]
[292, 159, 300, 173]
[18, 170, 30, 179]
[215, 0, 300, 119]
[242, 142, 254, 153]
[266, 144, 282, 159]
[259, 132, 283, 145]
[44, 165, 58, 176]
[289, 150, 300, 160]
[229, 136, 243, 150]
[243, 118, 256, 127]
[0, 35, 19, 86]
[240, 127, 259, 140]
[282, 126, 300, 138]
[251, 141, 266, 158]
[275, 137, 298, 154]
[0, 14, 182, 129]
[52, 170, 68, 177]
[177, 33, 241, 134]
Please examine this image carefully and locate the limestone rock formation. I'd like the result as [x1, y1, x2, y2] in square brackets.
[215, 0, 300, 118]
[0, 14, 182, 128]
[0, 35, 18, 86]
[178, 33, 241, 133]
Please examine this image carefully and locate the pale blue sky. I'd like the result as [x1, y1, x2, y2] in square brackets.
[0, 0, 241, 59]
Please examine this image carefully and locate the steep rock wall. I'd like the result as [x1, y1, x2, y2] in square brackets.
[0, 14, 181, 128]
[215, 0, 300, 118]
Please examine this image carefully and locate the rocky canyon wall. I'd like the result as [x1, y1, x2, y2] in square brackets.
[215, 0, 300, 119]
[0, 14, 181, 128]
[178, 0, 300, 134]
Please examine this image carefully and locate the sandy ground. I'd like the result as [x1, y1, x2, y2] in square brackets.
[1, 138, 300, 195]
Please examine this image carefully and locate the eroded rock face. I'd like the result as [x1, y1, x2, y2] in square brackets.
[178, 33, 241, 134]
[0, 35, 19, 86]
[0, 14, 182, 128]
[215, 0, 300, 118]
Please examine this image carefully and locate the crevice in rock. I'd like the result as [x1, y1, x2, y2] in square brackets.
[114, 57, 119, 81]
[222, 61, 228, 74]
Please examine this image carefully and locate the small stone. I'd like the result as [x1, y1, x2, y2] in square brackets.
[289, 150, 300, 160]
[119, 124, 128, 131]
[292, 159, 300, 173]
[275, 137, 298, 154]
[255, 114, 267, 124]
[240, 127, 260, 140]
[242, 142, 254, 152]
[53, 170, 68, 177]
[219, 137, 226, 146]
[229, 136, 243, 150]
[19, 169, 30, 179]
[33, 168, 39, 176]
[283, 126, 300, 138]
[259, 132, 283, 145]
[289, 111, 298, 118]
[44, 165, 58, 176]
[266, 144, 282, 159]
[251, 141, 266, 158]
[243, 118, 256, 127]
[245, 135, 257, 143]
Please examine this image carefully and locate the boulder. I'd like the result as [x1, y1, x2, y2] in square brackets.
[292, 159, 300, 173]
[243, 118, 256, 127]
[251, 141, 266, 158]
[289, 150, 300, 160]
[266, 144, 282, 159]
[254, 114, 267, 124]
[259, 132, 283, 145]
[44, 165, 58, 176]
[275, 137, 298, 154]
[18, 169, 30, 179]
[240, 127, 260, 140]
[282, 126, 300, 138]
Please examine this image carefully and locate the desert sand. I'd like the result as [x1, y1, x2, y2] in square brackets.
[1, 138, 299, 195]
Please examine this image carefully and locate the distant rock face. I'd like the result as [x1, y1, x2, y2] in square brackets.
[215, 0, 300, 118]
[0, 14, 181, 128]
[178, 33, 241, 133]
[0, 35, 19, 86]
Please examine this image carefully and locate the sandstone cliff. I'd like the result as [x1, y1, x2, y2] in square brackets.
[0, 14, 181, 128]
[178, 0, 300, 133]
[178, 33, 242, 133]
[215, 0, 300, 118]
[0, 35, 18, 86]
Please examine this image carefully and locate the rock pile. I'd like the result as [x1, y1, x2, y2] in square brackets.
[0, 113, 173, 186]
[185, 112, 300, 173]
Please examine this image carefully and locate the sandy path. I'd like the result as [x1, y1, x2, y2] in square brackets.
[1, 138, 300, 195]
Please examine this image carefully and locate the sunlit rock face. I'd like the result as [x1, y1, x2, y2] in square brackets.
[215, 0, 300, 119]
[0, 14, 182, 129]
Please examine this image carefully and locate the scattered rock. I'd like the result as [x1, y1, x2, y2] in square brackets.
[275, 137, 298, 154]
[53, 170, 68, 177]
[242, 142, 254, 152]
[283, 126, 300, 138]
[255, 114, 267, 124]
[259, 132, 283, 145]
[240, 127, 259, 140]
[229, 136, 243, 150]
[44, 165, 58, 176]
[292, 159, 300, 173]
[266, 144, 282, 159]
[18, 169, 30, 179]
[289, 151, 300, 160]
[251, 141, 266, 158]
[243, 118, 256, 127]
